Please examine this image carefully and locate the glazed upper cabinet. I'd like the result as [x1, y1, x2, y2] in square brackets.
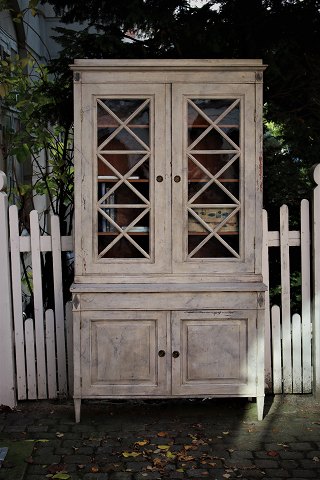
[74, 63, 262, 281]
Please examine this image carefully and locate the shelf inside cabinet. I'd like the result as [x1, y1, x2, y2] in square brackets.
[188, 231, 239, 236]
[188, 124, 239, 128]
[188, 178, 239, 183]
[97, 124, 149, 128]
[98, 232, 149, 236]
[98, 178, 149, 183]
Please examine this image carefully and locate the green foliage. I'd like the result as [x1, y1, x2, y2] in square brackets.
[0, 52, 74, 310]
[0, 55, 74, 233]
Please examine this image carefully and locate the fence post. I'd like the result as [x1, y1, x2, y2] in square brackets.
[0, 171, 16, 407]
[313, 164, 320, 398]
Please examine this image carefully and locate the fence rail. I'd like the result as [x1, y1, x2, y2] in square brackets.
[0, 166, 320, 405]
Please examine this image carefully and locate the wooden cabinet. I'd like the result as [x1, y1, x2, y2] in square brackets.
[71, 60, 266, 422]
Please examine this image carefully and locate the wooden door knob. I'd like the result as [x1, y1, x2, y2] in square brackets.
[172, 351, 180, 358]
[158, 350, 166, 357]
[174, 175, 181, 183]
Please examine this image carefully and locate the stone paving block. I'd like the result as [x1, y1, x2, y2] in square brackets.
[27, 425, 49, 432]
[292, 469, 318, 477]
[299, 458, 320, 468]
[254, 459, 279, 468]
[230, 450, 253, 459]
[278, 450, 304, 459]
[125, 461, 152, 471]
[306, 450, 320, 458]
[289, 442, 313, 450]
[279, 459, 299, 469]
[63, 454, 93, 464]
[186, 467, 209, 476]
[33, 446, 55, 456]
[84, 474, 109, 479]
[3, 425, 27, 432]
[133, 473, 161, 479]
[225, 458, 253, 467]
[263, 468, 290, 477]
[109, 473, 133, 480]
[32, 454, 62, 464]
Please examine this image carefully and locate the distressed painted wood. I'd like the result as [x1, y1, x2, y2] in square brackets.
[171, 310, 258, 397]
[313, 164, 320, 399]
[25, 318, 37, 400]
[71, 60, 266, 422]
[292, 313, 302, 393]
[9, 205, 27, 400]
[271, 305, 282, 394]
[262, 209, 272, 391]
[30, 210, 47, 398]
[280, 205, 292, 393]
[65, 301, 74, 396]
[45, 309, 57, 399]
[51, 215, 67, 395]
[0, 172, 16, 407]
[301, 199, 312, 393]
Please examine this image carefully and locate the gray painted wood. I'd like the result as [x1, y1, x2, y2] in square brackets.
[72, 60, 266, 422]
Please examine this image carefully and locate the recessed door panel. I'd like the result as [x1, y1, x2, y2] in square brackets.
[80, 310, 169, 396]
[171, 310, 257, 396]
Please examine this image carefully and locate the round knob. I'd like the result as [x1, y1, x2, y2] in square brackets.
[172, 351, 180, 358]
[158, 350, 166, 357]
[156, 175, 163, 182]
[174, 175, 181, 183]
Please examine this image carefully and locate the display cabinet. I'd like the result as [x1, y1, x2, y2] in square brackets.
[71, 60, 266, 422]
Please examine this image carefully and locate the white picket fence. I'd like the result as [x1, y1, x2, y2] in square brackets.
[1, 166, 320, 406]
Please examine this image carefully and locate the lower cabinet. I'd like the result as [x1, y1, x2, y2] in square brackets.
[74, 308, 264, 422]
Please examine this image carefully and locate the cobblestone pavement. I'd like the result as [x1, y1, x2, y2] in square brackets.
[0, 395, 320, 480]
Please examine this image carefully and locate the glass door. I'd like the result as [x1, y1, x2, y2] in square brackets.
[172, 84, 256, 274]
[80, 84, 170, 275]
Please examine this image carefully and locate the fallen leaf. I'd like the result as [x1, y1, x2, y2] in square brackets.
[267, 450, 279, 457]
[184, 445, 197, 451]
[176, 468, 184, 473]
[313, 456, 320, 462]
[223, 474, 231, 479]
[25, 456, 34, 464]
[223, 432, 230, 435]
[135, 440, 149, 447]
[52, 474, 71, 480]
[166, 451, 176, 459]
[55, 432, 64, 438]
[91, 465, 99, 473]
[157, 432, 168, 437]
[157, 445, 170, 451]
[122, 451, 141, 458]
[153, 458, 167, 468]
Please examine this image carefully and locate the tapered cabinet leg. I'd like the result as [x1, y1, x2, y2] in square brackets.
[74, 398, 81, 423]
[256, 396, 264, 421]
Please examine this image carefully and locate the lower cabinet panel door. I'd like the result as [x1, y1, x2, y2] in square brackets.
[80, 311, 169, 396]
[171, 310, 257, 396]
